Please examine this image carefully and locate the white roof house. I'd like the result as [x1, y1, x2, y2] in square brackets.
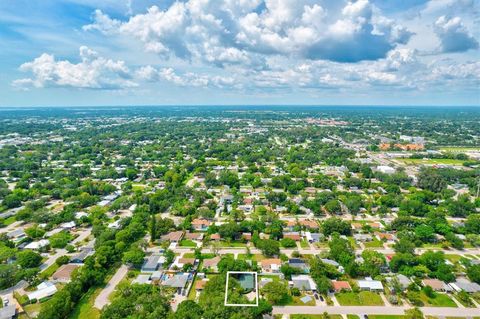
[358, 277, 384, 291]
[61, 221, 76, 229]
[75, 211, 88, 219]
[376, 166, 395, 175]
[25, 239, 50, 250]
[27, 282, 57, 301]
[291, 275, 317, 291]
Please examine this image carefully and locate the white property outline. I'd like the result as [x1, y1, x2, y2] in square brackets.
[224, 271, 259, 307]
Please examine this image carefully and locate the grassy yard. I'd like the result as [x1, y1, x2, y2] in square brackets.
[1, 216, 16, 225]
[179, 239, 197, 247]
[300, 239, 310, 248]
[68, 286, 102, 319]
[218, 241, 247, 247]
[288, 294, 316, 306]
[347, 315, 360, 319]
[335, 291, 384, 306]
[369, 316, 405, 319]
[439, 147, 480, 152]
[39, 263, 60, 280]
[237, 254, 265, 261]
[419, 291, 457, 307]
[291, 315, 343, 319]
[364, 239, 384, 248]
[444, 254, 462, 263]
[20, 303, 42, 319]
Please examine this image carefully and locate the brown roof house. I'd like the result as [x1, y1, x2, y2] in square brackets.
[332, 280, 352, 292]
[191, 218, 211, 231]
[161, 231, 184, 243]
[52, 264, 80, 283]
[422, 279, 453, 292]
[203, 256, 221, 272]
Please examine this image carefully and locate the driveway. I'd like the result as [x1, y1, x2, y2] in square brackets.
[94, 265, 129, 309]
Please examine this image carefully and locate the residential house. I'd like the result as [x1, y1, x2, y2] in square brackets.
[450, 279, 480, 293]
[6, 229, 26, 244]
[305, 232, 323, 243]
[52, 264, 80, 283]
[386, 274, 411, 292]
[375, 232, 397, 243]
[260, 259, 282, 273]
[191, 219, 211, 231]
[185, 232, 204, 241]
[422, 279, 453, 292]
[284, 232, 301, 241]
[141, 254, 165, 272]
[24, 239, 49, 250]
[161, 231, 184, 243]
[203, 256, 221, 272]
[358, 277, 384, 292]
[210, 233, 221, 241]
[291, 275, 317, 292]
[162, 273, 190, 294]
[288, 258, 309, 273]
[27, 281, 58, 301]
[70, 248, 94, 264]
[195, 279, 208, 291]
[331, 280, 352, 292]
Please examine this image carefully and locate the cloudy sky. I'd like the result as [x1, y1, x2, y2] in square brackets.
[1, 0, 479, 107]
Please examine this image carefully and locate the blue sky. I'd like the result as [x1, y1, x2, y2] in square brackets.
[0, 0, 479, 107]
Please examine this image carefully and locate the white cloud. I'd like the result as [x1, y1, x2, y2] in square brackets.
[83, 0, 412, 63]
[135, 65, 238, 89]
[434, 16, 479, 53]
[13, 46, 137, 89]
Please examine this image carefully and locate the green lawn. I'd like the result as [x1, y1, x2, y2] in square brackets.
[335, 291, 384, 306]
[444, 254, 462, 263]
[179, 239, 197, 247]
[39, 263, 60, 280]
[347, 315, 360, 319]
[419, 291, 457, 307]
[291, 315, 343, 319]
[439, 147, 480, 152]
[20, 303, 42, 319]
[68, 286, 102, 319]
[300, 239, 310, 248]
[364, 239, 384, 248]
[288, 294, 316, 306]
[399, 158, 466, 165]
[369, 316, 405, 319]
[1, 216, 16, 226]
[219, 241, 247, 247]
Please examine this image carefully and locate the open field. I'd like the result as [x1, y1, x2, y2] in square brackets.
[398, 158, 466, 165]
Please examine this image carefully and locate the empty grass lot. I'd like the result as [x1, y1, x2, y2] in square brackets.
[335, 291, 384, 306]
[399, 158, 465, 165]
[364, 239, 385, 248]
[291, 315, 343, 319]
[420, 291, 457, 307]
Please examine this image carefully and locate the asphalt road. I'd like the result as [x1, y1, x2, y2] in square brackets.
[272, 305, 480, 316]
[94, 264, 129, 309]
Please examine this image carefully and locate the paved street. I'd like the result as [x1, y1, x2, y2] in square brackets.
[272, 305, 480, 316]
[94, 265, 129, 309]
